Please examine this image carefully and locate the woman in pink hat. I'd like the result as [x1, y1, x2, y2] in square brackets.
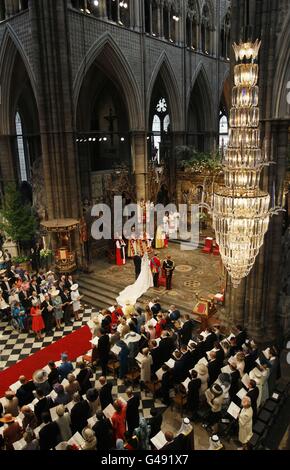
[30, 303, 45, 339]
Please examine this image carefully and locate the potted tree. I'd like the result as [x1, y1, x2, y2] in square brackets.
[0, 184, 37, 270]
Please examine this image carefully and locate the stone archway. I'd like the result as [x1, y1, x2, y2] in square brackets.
[0, 30, 41, 215]
[147, 55, 182, 203]
[187, 66, 215, 152]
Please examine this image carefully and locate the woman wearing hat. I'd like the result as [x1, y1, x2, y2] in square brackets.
[53, 384, 70, 406]
[238, 396, 253, 448]
[86, 388, 99, 416]
[3, 391, 19, 417]
[0, 414, 23, 450]
[51, 289, 63, 330]
[32, 370, 51, 396]
[55, 404, 72, 442]
[70, 284, 82, 321]
[30, 302, 45, 339]
[22, 428, 40, 450]
[203, 384, 225, 432]
[81, 427, 97, 450]
[21, 406, 38, 430]
[194, 363, 209, 396]
[140, 348, 153, 386]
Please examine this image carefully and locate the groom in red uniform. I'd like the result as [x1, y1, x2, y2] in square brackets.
[150, 253, 161, 288]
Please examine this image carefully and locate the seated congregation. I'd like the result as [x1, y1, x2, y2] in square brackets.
[0, 292, 281, 451]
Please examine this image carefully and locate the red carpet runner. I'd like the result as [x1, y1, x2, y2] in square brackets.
[0, 326, 92, 397]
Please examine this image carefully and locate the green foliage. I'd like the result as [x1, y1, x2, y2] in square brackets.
[12, 256, 30, 264]
[0, 184, 37, 245]
[40, 248, 53, 258]
[175, 146, 223, 174]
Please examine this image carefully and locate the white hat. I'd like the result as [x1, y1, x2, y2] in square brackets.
[70, 284, 79, 291]
[124, 332, 141, 343]
[33, 369, 48, 384]
[249, 368, 262, 384]
[194, 363, 208, 376]
[211, 435, 220, 442]
[82, 427, 95, 442]
[50, 289, 60, 297]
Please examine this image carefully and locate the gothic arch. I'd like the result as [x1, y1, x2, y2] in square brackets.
[0, 25, 38, 135]
[73, 33, 142, 129]
[187, 64, 214, 150]
[187, 63, 214, 118]
[147, 52, 182, 131]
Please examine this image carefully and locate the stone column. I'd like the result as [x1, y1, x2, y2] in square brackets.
[30, 0, 81, 219]
[149, 0, 153, 35]
[130, 0, 136, 30]
[116, 0, 120, 23]
[171, 132, 184, 202]
[99, 0, 107, 18]
[132, 132, 147, 200]
[5, 0, 17, 17]
[157, 1, 162, 37]
[160, 0, 164, 38]
[197, 22, 201, 50]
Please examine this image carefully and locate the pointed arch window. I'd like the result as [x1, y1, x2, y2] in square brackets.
[15, 112, 28, 182]
[151, 98, 170, 163]
[219, 110, 229, 152]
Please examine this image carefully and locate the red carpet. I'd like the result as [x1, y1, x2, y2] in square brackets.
[0, 326, 92, 397]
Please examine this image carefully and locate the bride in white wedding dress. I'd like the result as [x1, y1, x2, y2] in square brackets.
[116, 252, 153, 306]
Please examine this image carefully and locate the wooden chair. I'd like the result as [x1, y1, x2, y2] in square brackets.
[158, 269, 167, 288]
[107, 360, 120, 379]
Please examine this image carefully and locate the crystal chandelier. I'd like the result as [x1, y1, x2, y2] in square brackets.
[212, 39, 272, 288]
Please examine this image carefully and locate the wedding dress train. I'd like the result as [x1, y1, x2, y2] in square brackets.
[116, 253, 154, 306]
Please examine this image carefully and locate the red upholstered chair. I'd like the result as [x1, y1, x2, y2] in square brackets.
[202, 237, 213, 254]
[213, 242, 220, 256]
[158, 269, 167, 287]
